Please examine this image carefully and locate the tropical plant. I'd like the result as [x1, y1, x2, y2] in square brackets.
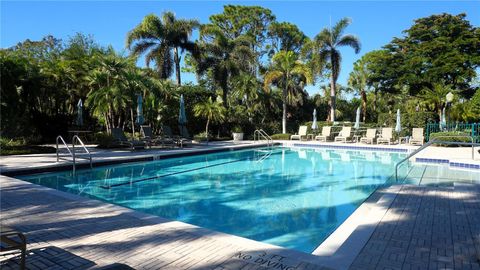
[419, 82, 459, 120]
[193, 97, 226, 136]
[348, 58, 370, 122]
[264, 50, 312, 134]
[85, 49, 138, 133]
[313, 17, 360, 122]
[126, 11, 199, 85]
[195, 24, 254, 107]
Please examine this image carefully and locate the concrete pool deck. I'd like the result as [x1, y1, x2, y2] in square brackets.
[1, 141, 480, 269]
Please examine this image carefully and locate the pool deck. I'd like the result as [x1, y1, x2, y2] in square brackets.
[1, 140, 480, 269]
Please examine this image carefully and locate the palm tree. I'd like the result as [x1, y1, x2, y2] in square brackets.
[85, 50, 136, 132]
[196, 24, 254, 107]
[193, 97, 226, 136]
[314, 18, 360, 122]
[348, 59, 369, 122]
[420, 82, 458, 120]
[126, 11, 199, 85]
[264, 50, 312, 134]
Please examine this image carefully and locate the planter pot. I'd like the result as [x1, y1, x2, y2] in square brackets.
[232, 132, 244, 141]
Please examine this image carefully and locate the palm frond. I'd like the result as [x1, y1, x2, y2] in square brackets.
[337, 34, 361, 53]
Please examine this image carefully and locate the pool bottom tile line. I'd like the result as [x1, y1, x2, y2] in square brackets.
[100, 156, 255, 189]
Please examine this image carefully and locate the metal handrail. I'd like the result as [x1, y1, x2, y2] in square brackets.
[72, 135, 92, 169]
[395, 135, 479, 181]
[56, 135, 93, 174]
[56, 135, 75, 172]
[254, 129, 273, 146]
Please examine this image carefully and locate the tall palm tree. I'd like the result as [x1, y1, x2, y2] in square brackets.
[264, 50, 312, 134]
[193, 97, 226, 136]
[348, 59, 369, 122]
[314, 18, 360, 122]
[126, 11, 199, 85]
[196, 24, 254, 107]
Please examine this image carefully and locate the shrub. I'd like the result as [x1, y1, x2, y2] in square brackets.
[232, 126, 243, 133]
[270, 133, 292, 140]
[94, 132, 116, 148]
[429, 131, 473, 146]
[194, 132, 210, 142]
[0, 137, 55, 155]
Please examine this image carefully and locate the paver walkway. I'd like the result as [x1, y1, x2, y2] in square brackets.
[350, 184, 480, 270]
[0, 176, 331, 270]
[2, 166, 480, 269]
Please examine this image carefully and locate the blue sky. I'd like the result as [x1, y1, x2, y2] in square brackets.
[2, 1, 478, 95]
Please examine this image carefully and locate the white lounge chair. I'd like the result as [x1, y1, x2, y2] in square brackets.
[334, 127, 352, 143]
[315, 126, 332, 142]
[360, 129, 377, 144]
[377, 128, 393, 145]
[409, 128, 424, 145]
[290, 126, 308, 141]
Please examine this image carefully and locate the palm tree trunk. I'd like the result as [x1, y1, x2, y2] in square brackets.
[174, 47, 181, 85]
[205, 118, 210, 137]
[282, 88, 287, 134]
[330, 73, 336, 122]
[131, 108, 135, 138]
[361, 90, 367, 122]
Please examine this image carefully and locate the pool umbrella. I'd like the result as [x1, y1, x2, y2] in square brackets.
[395, 109, 402, 133]
[178, 94, 187, 136]
[75, 99, 83, 126]
[440, 107, 446, 130]
[312, 109, 318, 131]
[354, 107, 360, 129]
[135, 94, 144, 125]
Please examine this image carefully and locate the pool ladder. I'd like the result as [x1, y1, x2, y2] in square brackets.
[254, 129, 273, 147]
[56, 135, 92, 173]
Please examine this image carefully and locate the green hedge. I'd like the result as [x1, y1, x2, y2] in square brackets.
[429, 131, 473, 146]
[270, 133, 292, 140]
[0, 137, 56, 155]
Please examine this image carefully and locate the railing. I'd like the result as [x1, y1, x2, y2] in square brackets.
[56, 135, 92, 174]
[72, 135, 92, 169]
[253, 129, 273, 147]
[395, 135, 479, 182]
[425, 122, 479, 142]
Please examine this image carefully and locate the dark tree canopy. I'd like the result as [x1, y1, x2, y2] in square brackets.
[267, 21, 308, 55]
[368, 13, 480, 97]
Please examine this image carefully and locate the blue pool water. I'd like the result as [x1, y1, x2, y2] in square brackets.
[18, 146, 407, 253]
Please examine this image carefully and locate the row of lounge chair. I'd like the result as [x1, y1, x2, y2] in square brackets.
[110, 125, 191, 150]
[291, 126, 425, 145]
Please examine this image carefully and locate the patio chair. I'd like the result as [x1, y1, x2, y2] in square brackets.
[409, 128, 424, 145]
[377, 128, 393, 145]
[1, 226, 26, 270]
[290, 126, 308, 141]
[360, 128, 377, 144]
[315, 126, 332, 142]
[111, 128, 146, 150]
[140, 125, 174, 148]
[334, 126, 352, 143]
[162, 125, 188, 148]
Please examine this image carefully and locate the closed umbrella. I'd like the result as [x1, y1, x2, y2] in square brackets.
[440, 107, 446, 130]
[135, 94, 144, 125]
[76, 99, 83, 126]
[395, 109, 402, 133]
[312, 109, 318, 131]
[354, 107, 360, 129]
[178, 94, 187, 136]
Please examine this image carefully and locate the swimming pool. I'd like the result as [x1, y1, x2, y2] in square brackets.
[18, 146, 407, 253]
